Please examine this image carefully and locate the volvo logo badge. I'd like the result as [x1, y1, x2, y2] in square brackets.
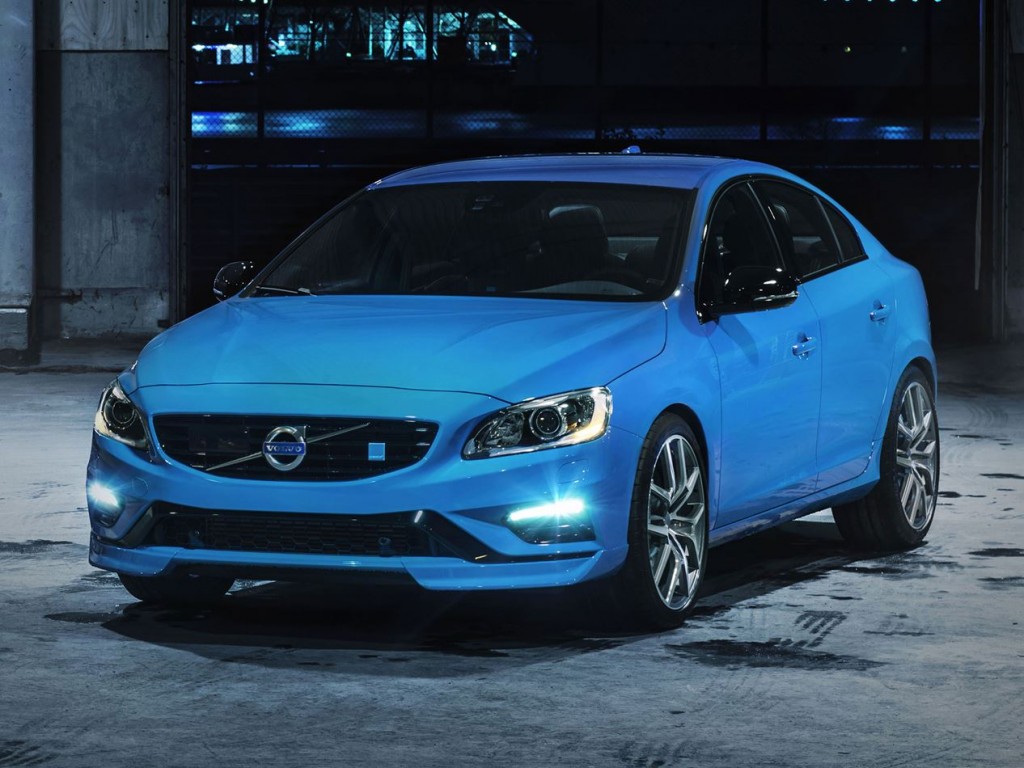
[262, 426, 307, 471]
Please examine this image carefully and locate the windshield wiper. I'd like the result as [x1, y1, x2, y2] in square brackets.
[251, 284, 315, 296]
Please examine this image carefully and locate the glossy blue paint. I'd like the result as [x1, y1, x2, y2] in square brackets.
[706, 292, 823, 525]
[801, 259, 897, 489]
[127, 295, 667, 405]
[86, 153, 936, 595]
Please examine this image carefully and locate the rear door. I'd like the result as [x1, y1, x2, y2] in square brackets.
[754, 179, 897, 489]
[699, 182, 822, 527]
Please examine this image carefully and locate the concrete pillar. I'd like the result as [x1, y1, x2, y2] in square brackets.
[0, 1, 36, 362]
[34, 0, 171, 341]
[1007, 0, 1024, 337]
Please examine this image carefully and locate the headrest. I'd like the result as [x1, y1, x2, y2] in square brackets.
[543, 204, 608, 258]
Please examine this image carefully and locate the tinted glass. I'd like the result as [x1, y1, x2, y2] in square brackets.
[823, 202, 865, 261]
[700, 183, 781, 306]
[255, 182, 693, 301]
[756, 180, 842, 279]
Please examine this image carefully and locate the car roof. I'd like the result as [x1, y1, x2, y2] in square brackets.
[373, 153, 786, 191]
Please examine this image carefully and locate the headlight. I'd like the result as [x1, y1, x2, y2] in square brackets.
[94, 380, 149, 449]
[464, 387, 611, 459]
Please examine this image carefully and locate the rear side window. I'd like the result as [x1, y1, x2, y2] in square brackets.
[755, 180, 842, 280]
[822, 202, 865, 262]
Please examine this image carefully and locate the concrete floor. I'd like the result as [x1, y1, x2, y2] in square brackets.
[1, 342, 1022, 767]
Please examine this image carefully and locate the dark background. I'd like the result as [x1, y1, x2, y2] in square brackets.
[184, 0, 982, 342]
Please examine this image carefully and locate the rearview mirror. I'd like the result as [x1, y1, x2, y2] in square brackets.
[717, 266, 799, 316]
[213, 261, 257, 301]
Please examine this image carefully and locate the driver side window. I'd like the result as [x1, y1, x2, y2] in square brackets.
[699, 183, 781, 308]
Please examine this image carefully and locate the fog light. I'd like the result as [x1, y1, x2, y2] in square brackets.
[505, 498, 594, 544]
[87, 482, 124, 524]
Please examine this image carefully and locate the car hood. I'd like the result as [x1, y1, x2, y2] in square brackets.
[129, 295, 667, 403]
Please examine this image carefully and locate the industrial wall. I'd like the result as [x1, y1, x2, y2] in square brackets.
[1007, 1, 1024, 335]
[0, 1, 35, 359]
[3, 0, 1024, 362]
[34, 0, 171, 343]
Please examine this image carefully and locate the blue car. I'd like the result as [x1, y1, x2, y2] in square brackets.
[87, 154, 939, 627]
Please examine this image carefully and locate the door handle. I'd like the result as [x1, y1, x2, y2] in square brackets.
[791, 335, 817, 358]
[870, 302, 891, 322]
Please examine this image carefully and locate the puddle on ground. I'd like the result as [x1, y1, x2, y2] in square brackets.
[44, 611, 122, 624]
[968, 548, 1024, 558]
[863, 629, 934, 637]
[0, 540, 78, 555]
[978, 576, 1024, 590]
[665, 639, 883, 671]
[61, 571, 123, 594]
[0, 740, 58, 767]
[839, 565, 910, 576]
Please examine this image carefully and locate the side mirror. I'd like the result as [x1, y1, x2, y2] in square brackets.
[213, 261, 256, 301]
[717, 266, 799, 316]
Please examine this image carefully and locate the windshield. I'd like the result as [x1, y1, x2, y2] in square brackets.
[251, 181, 694, 301]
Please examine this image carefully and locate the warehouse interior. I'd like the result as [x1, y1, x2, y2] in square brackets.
[1, 2, 1023, 766]
[2, 0, 1023, 360]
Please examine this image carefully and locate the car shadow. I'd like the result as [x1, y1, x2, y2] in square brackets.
[98, 517, 874, 671]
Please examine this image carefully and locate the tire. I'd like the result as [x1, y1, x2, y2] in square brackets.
[118, 572, 234, 606]
[833, 366, 939, 551]
[610, 414, 709, 630]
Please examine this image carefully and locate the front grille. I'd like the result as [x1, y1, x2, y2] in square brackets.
[121, 505, 597, 565]
[146, 507, 435, 557]
[152, 414, 438, 481]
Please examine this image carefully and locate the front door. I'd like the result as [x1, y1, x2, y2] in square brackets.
[699, 182, 822, 527]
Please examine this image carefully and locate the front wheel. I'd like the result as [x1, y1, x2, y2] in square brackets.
[833, 366, 939, 551]
[610, 414, 708, 629]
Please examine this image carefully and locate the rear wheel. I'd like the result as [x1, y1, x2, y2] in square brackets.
[833, 366, 939, 550]
[118, 572, 234, 606]
[611, 414, 708, 629]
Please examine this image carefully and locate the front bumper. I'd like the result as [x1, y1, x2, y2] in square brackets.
[86, 384, 640, 591]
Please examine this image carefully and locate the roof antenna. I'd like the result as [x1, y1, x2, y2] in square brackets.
[621, 145, 641, 155]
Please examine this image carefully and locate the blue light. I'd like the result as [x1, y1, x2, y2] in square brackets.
[505, 498, 592, 544]
[87, 482, 122, 513]
[191, 111, 257, 137]
[508, 498, 585, 524]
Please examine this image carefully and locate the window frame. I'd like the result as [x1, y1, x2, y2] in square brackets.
[750, 176, 868, 283]
[695, 178, 787, 322]
[819, 196, 868, 266]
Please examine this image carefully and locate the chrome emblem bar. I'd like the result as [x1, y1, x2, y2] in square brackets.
[262, 425, 307, 472]
[205, 422, 371, 473]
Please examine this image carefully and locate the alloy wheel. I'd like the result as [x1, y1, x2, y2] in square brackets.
[894, 381, 938, 530]
[647, 435, 706, 610]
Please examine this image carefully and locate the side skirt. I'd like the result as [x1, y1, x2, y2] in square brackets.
[708, 465, 880, 548]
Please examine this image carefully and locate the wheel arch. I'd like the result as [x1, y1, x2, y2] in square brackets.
[655, 403, 717, 530]
[660, 404, 709, 468]
[907, 355, 937, 394]
[874, 338, 938, 444]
